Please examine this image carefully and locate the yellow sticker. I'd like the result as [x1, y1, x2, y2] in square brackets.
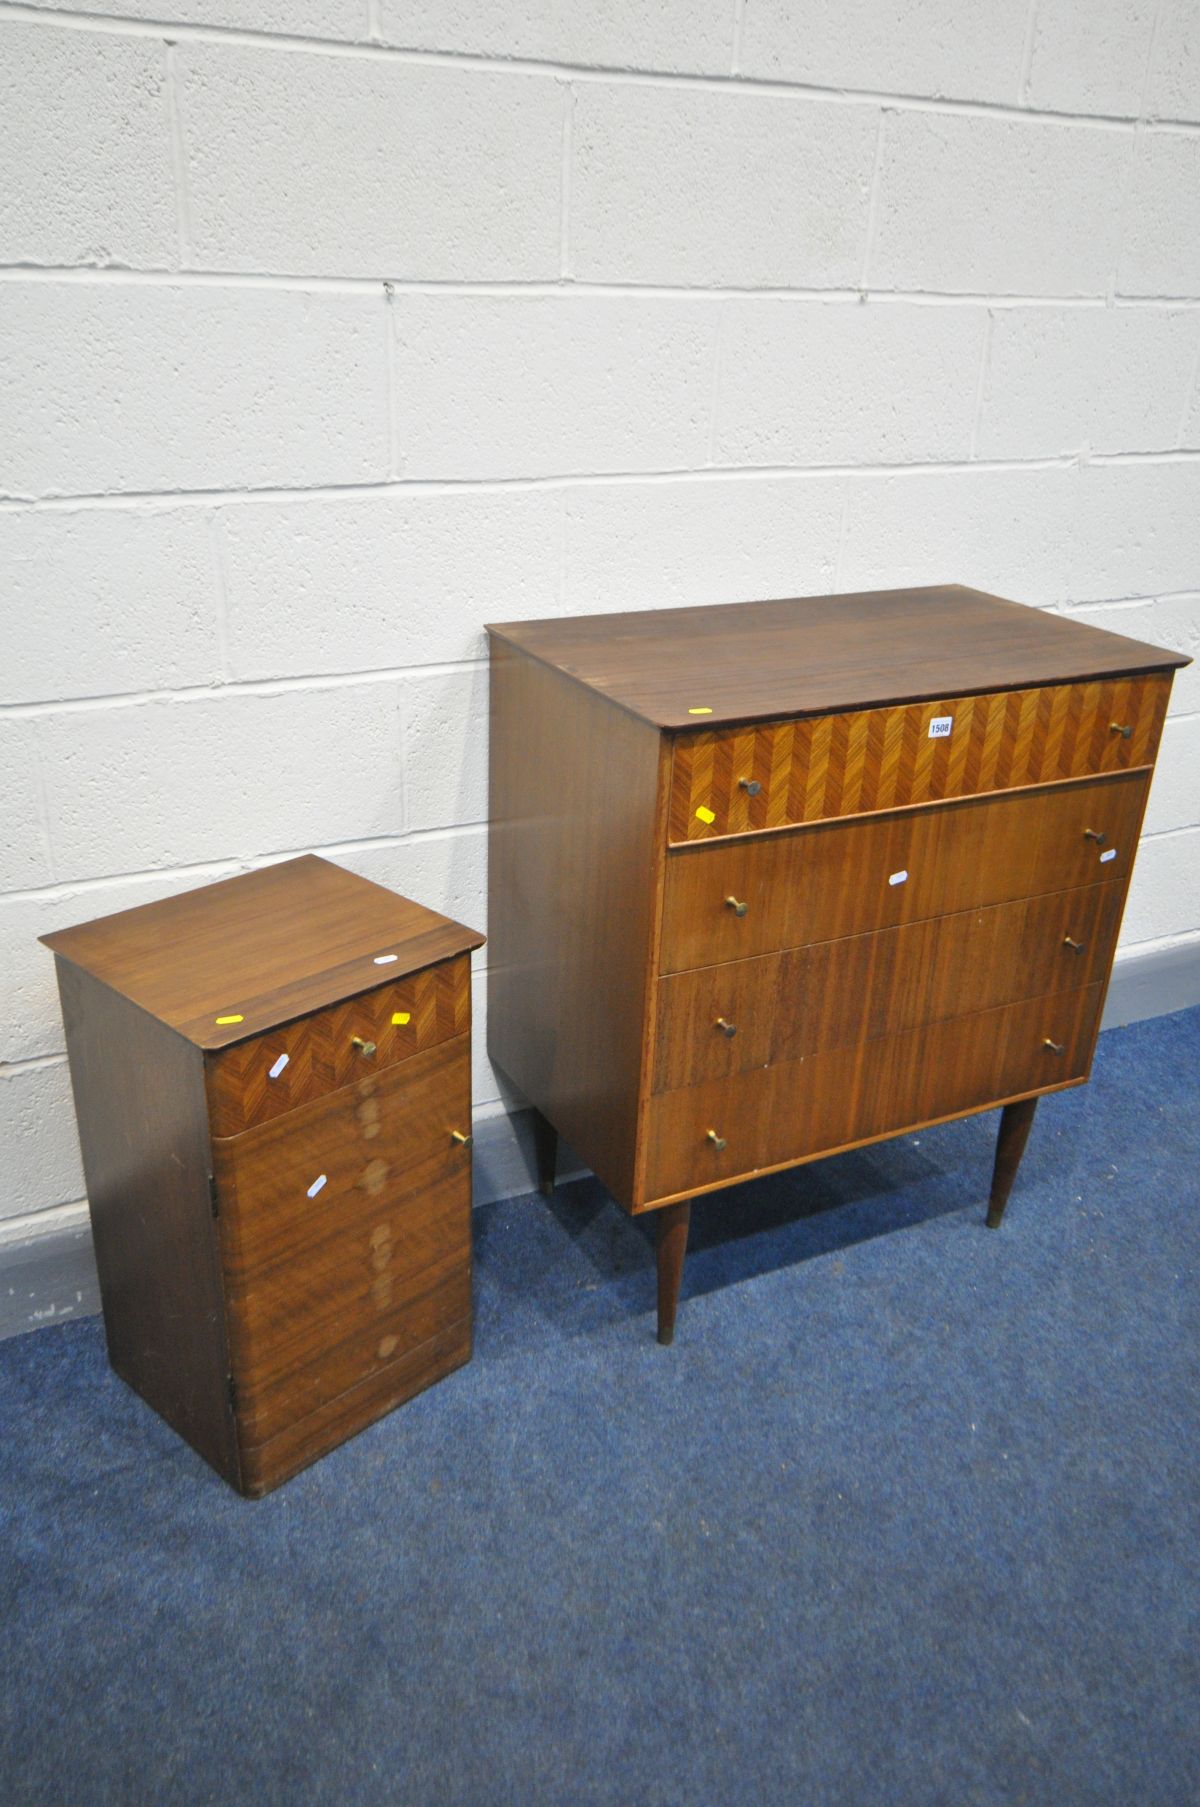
[695, 806, 716, 825]
[391, 1011, 411, 1027]
[215, 1014, 244, 1025]
[687, 706, 713, 715]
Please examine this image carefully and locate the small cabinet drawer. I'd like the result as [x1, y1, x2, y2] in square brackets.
[213, 1035, 473, 1452]
[653, 882, 1121, 1095]
[669, 674, 1169, 844]
[659, 770, 1148, 975]
[206, 954, 470, 1136]
[641, 983, 1103, 1205]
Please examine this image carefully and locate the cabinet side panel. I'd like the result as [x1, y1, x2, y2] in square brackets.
[54, 961, 239, 1487]
[487, 642, 664, 1207]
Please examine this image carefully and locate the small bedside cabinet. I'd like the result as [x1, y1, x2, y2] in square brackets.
[42, 856, 484, 1496]
[486, 585, 1188, 1343]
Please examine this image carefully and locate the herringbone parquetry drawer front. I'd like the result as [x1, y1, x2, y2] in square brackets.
[669, 673, 1171, 843]
[206, 956, 471, 1136]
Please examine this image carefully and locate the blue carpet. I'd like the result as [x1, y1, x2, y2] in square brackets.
[2, 1008, 1198, 1807]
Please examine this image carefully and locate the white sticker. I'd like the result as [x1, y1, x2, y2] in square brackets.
[928, 715, 953, 739]
[306, 1174, 327, 1199]
[889, 870, 908, 886]
[1100, 848, 1117, 864]
[268, 1052, 290, 1080]
[373, 953, 398, 965]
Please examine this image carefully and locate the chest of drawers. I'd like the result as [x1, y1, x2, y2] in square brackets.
[42, 857, 484, 1495]
[486, 585, 1187, 1342]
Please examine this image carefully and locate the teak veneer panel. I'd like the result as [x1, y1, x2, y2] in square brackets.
[51, 961, 239, 1487]
[653, 882, 1122, 1096]
[659, 771, 1148, 974]
[643, 983, 1104, 1204]
[669, 674, 1169, 842]
[42, 855, 483, 1050]
[489, 585, 1188, 730]
[487, 638, 665, 1206]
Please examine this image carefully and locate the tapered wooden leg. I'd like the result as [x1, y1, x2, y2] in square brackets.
[655, 1202, 691, 1346]
[531, 1108, 557, 1197]
[986, 1096, 1039, 1229]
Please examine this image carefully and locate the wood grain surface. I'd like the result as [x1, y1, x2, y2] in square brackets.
[659, 771, 1149, 973]
[215, 1035, 472, 1466]
[669, 674, 1169, 842]
[239, 1317, 472, 1497]
[486, 637, 666, 1206]
[642, 982, 1103, 1204]
[488, 586, 1188, 730]
[52, 960, 239, 1486]
[207, 954, 470, 1135]
[41, 855, 484, 1050]
[652, 882, 1121, 1094]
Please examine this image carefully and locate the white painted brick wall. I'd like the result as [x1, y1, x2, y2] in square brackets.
[712, 301, 983, 465]
[570, 86, 877, 287]
[393, 296, 718, 477]
[0, 284, 389, 496]
[977, 309, 1200, 458]
[738, 1, 1032, 105]
[178, 46, 563, 280]
[1025, 0, 1158, 117]
[1, 1, 1197, 1259]
[0, 25, 176, 268]
[221, 490, 562, 676]
[562, 477, 843, 612]
[1118, 135, 1200, 296]
[376, 1, 735, 73]
[869, 114, 1131, 295]
[1, 510, 221, 701]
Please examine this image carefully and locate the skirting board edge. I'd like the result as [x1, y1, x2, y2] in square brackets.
[3, 939, 1198, 1341]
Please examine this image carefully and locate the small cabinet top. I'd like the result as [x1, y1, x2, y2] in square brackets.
[487, 584, 1189, 732]
[41, 855, 485, 1051]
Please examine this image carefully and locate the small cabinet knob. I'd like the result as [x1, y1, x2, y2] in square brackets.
[738, 777, 762, 797]
[1043, 1038, 1065, 1056]
[351, 1036, 377, 1057]
[714, 1017, 737, 1038]
[1063, 935, 1085, 954]
[1109, 721, 1132, 740]
[706, 1128, 727, 1151]
[1082, 828, 1106, 845]
[724, 895, 748, 917]
[451, 1129, 472, 1148]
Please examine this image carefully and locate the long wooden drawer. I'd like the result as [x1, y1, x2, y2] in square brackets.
[653, 882, 1120, 1095]
[659, 770, 1147, 974]
[213, 1036, 472, 1447]
[641, 983, 1103, 1205]
[670, 673, 1169, 843]
[206, 953, 470, 1135]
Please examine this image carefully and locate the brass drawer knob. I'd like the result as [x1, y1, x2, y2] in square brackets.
[1082, 828, 1105, 845]
[1063, 935, 1085, 954]
[706, 1128, 727, 1151]
[1043, 1038, 1065, 1056]
[351, 1036, 377, 1057]
[1110, 721, 1132, 740]
[714, 1017, 737, 1038]
[724, 895, 748, 917]
[451, 1129, 472, 1148]
[738, 777, 762, 797]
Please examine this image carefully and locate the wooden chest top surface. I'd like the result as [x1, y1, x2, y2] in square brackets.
[41, 855, 485, 1050]
[487, 584, 1189, 730]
